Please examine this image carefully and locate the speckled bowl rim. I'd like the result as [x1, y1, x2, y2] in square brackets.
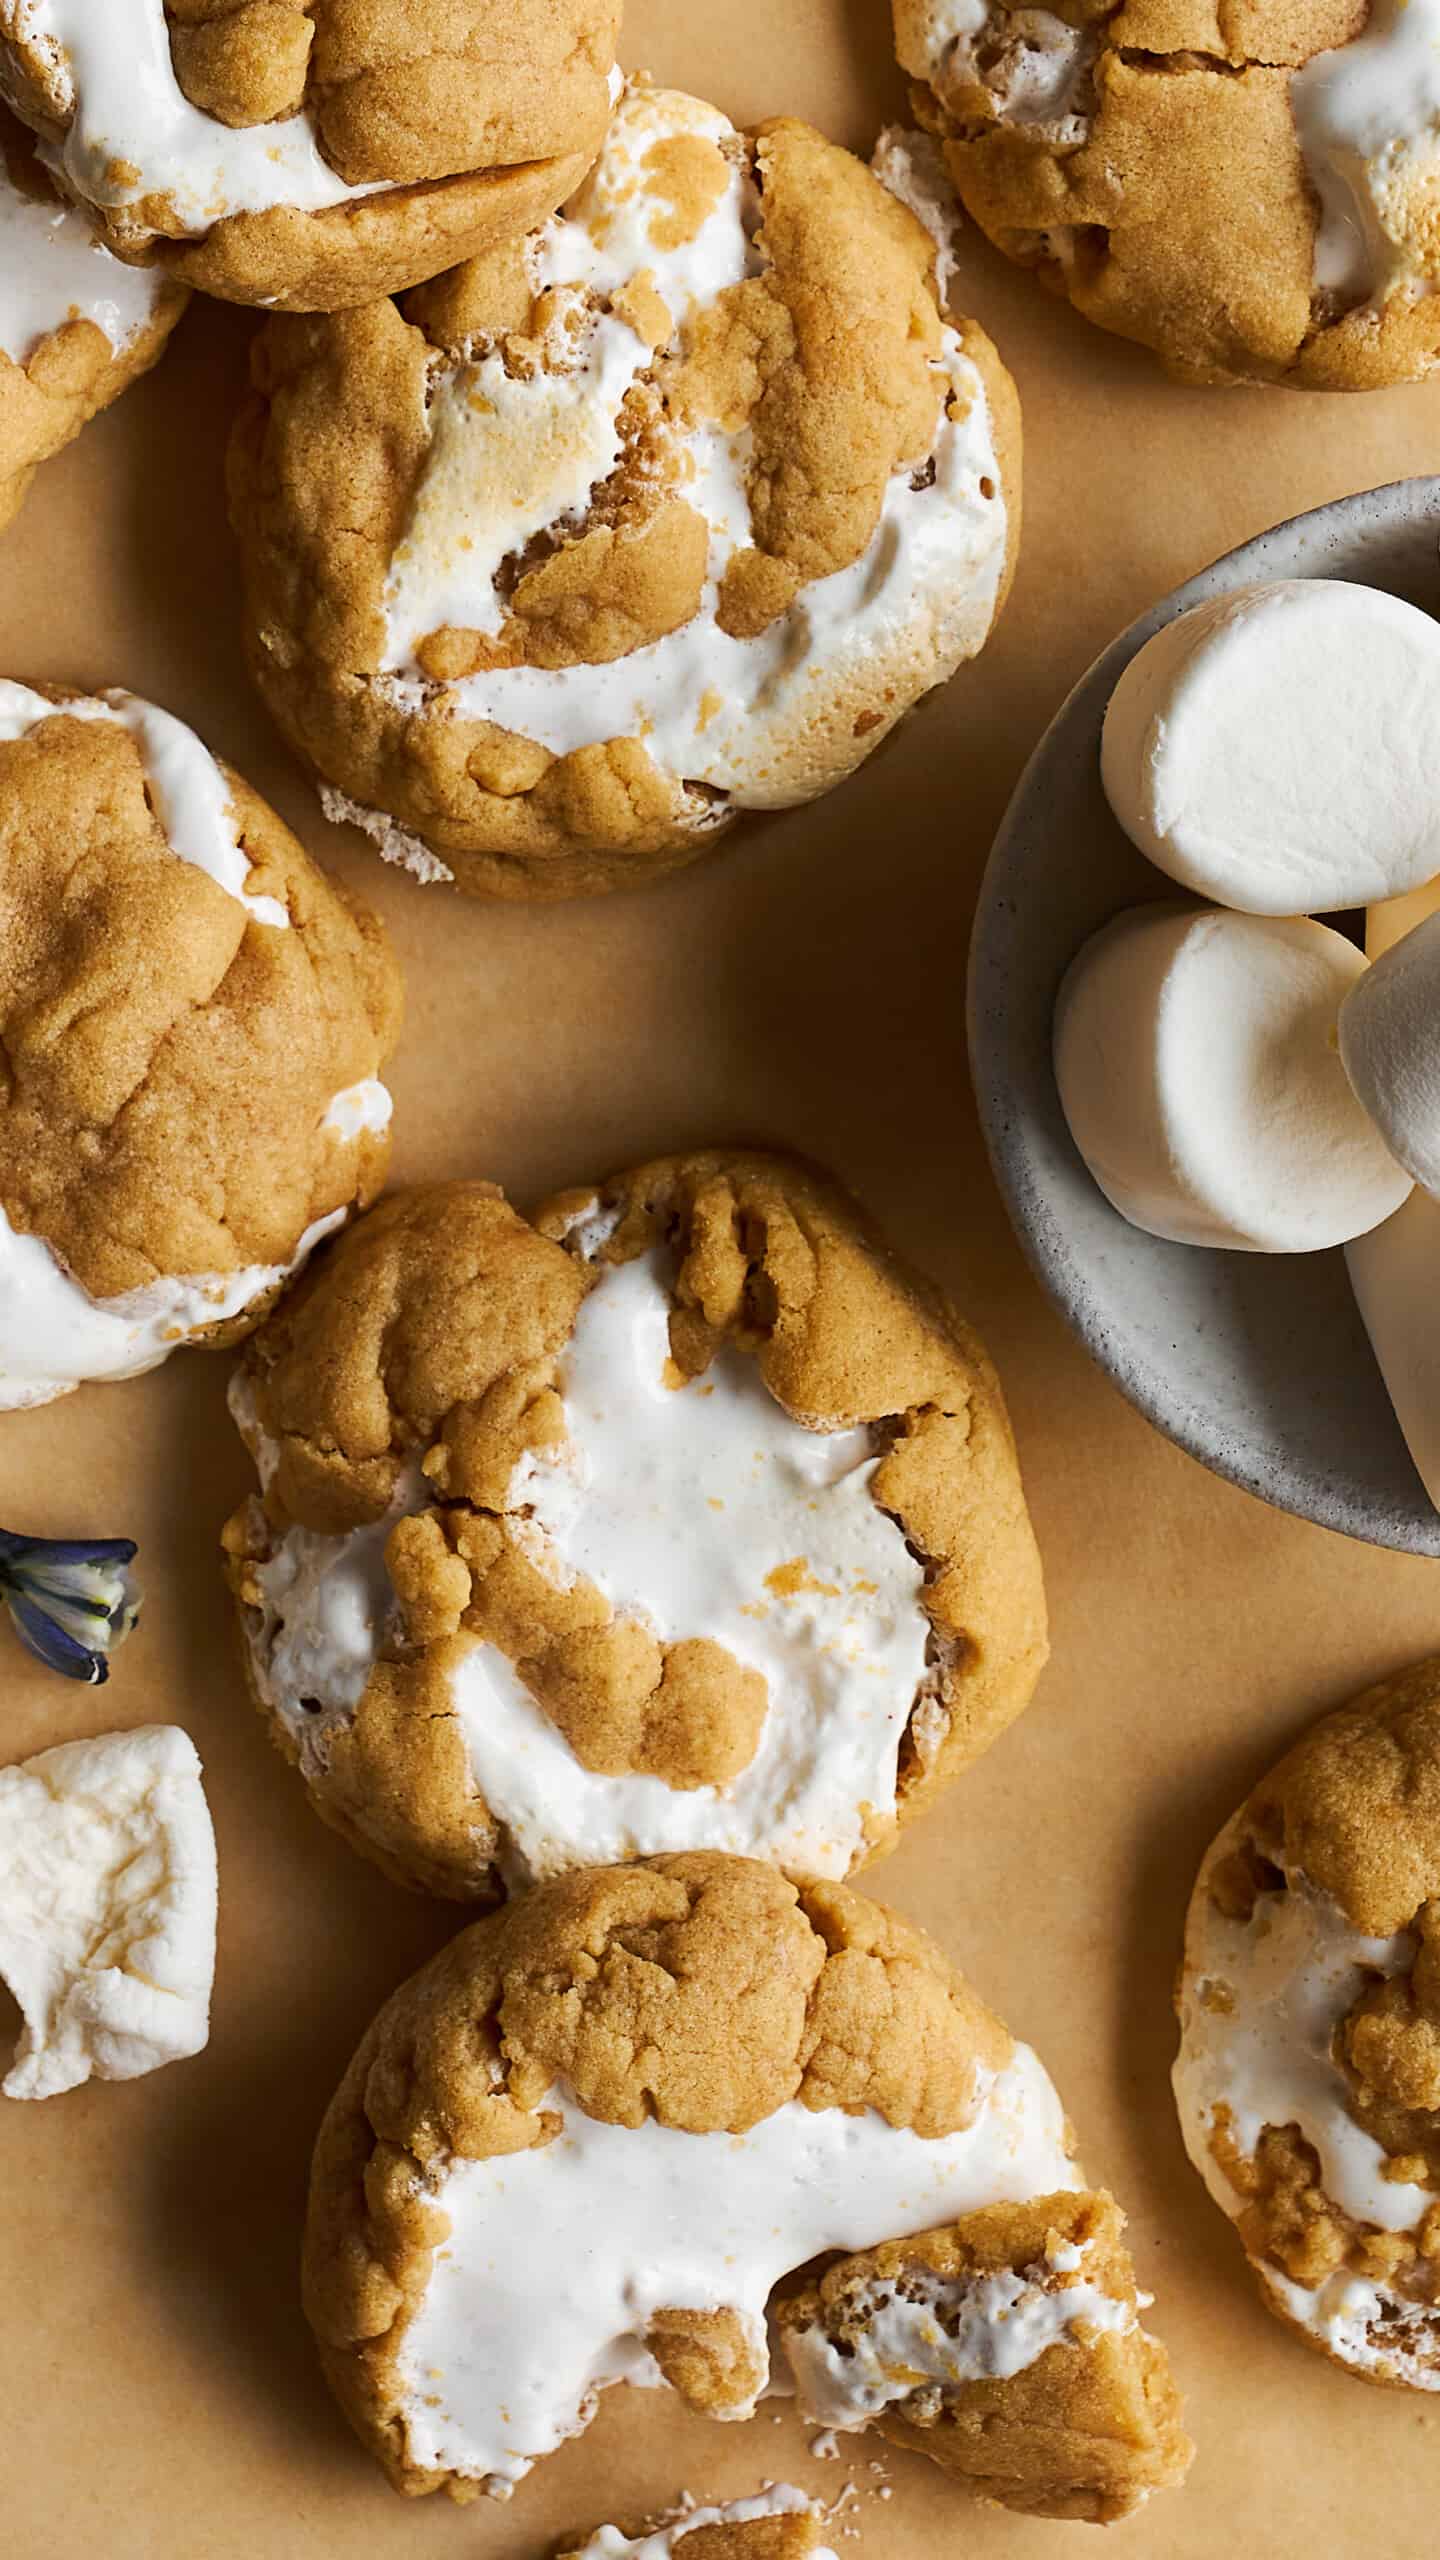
[968, 475, 1440, 1557]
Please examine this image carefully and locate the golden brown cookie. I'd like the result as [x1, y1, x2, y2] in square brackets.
[225, 82, 1021, 898]
[223, 1151, 1047, 1900]
[0, 0, 619, 310]
[1174, 1657, 1440, 2387]
[302, 1854, 1186, 2504]
[0, 680, 401, 1407]
[776, 2190, 1191, 2522]
[0, 107, 186, 529]
[893, 0, 1440, 387]
[557, 2489, 833, 2560]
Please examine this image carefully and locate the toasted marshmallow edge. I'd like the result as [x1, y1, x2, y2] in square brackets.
[1345, 880, 1440, 1513]
[573, 2488, 835, 2560]
[1173, 1816, 1440, 2386]
[1053, 905, 1412, 1253]
[235, 1247, 938, 1881]
[392, 2047, 1079, 2489]
[1100, 583, 1440, 915]
[0, 1723, 217, 2100]
[781, 2247, 1134, 2428]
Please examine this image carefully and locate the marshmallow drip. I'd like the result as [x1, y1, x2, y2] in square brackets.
[393, 2045, 1078, 2488]
[0, 137, 167, 362]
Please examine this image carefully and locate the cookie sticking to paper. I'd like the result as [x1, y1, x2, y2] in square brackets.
[0, 106, 185, 529]
[0, 683, 401, 1407]
[223, 1152, 1047, 1898]
[0, 0, 619, 311]
[894, 0, 1440, 387]
[226, 81, 1021, 898]
[777, 2190, 1189, 2522]
[302, 1854, 1189, 2509]
[1174, 1658, 1440, 2388]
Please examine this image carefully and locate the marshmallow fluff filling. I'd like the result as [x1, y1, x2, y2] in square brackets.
[781, 2247, 1135, 2426]
[0, 142, 168, 363]
[7, 0, 386, 234]
[0, 687, 391, 1405]
[350, 87, 1006, 852]
[238, 1246, 939, 1877]
[393, 2043, 1078, 2487]
[1173, 1822, 1440, 2385]
[574, 2488, 835, 2560]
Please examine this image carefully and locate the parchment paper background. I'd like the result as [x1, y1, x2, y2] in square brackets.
[3, 5, 1440, 2552]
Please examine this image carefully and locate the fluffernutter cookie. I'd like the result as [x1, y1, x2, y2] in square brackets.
[227, 81, 1020, 898]
[303, 1854, 1189, 2510]
[895, 0, 1440, 387]
[223, 1151, 1047, 1897]
[1175, 1658, 1440, 2387]
[0, 682, 401, 1406]
[0, 106, 185, 528]
[560, 2490, 837, 2560]
[0, 0, 620, 310]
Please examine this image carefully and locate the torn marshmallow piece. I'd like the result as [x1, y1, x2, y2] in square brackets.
[563, 2488, 836, 2560]
[1100, 583, 1440, 915]
[0, 1723, 217, 2099]
[1345, 880, 1440, 1511]
[1054, 906, 1411, 1252]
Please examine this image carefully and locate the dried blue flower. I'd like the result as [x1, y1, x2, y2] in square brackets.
[0, 1531, 141, 1684]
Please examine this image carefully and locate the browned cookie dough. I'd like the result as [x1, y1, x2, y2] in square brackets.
[558, 2490, 834, 2559]
[223, 1151, 1047, 1900]
[894, 0, 1440, 387]
[1174, 1658, 1440, 2388]
[0, 1, 619, 309]
[0, 109, 186, 528]
[777, 2190, 1191, 2522]
[302, 1856, 1186, 2502]
[225, 83, 1020, 897]
[0, 682, 401, 1406]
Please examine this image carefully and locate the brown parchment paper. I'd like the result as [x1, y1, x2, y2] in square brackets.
[3, 4, 1440, 2553]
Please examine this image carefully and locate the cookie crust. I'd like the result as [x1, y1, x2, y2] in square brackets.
[223, 1151, 1048, 1900]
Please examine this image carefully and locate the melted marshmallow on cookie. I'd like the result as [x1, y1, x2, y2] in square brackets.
[573, 2489, 836, 2560]
[0, 149, 167, 362]
[394, 2043, 1077, 2490]
[357, 89, 1006, 838]
[1291, 0, 1440, 302]
[5, 0, 383, 236]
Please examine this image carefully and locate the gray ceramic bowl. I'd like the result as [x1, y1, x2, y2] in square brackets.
[968, 475, 1440, 1556]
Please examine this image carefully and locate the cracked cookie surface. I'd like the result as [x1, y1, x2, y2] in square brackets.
[0, 0, 619, 309]
[894, 0, 1440, 386]
[226, 82, 1020, 897]
[0, 681, 401, 1406]
[223, 1150, 1047, 1899]
[1174, 1657, 1440, 2386]
[302, 1853, 1107, 2498]
[0, 107, 186, 529]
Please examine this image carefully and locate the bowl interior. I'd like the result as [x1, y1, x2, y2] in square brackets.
[968, 475, 1440, 1557]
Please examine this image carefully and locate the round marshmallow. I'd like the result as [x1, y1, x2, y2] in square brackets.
[1340, 912, 1440, 1196]
[1100, 582, 1440, 914]
[1054, 905, 1413, 1252]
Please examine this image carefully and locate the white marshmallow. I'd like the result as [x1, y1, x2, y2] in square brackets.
[1258, 2264, 1440, 2390]
[1290, 0, 1440, 302]
[1054, 906, 1411, 1252]
[6, 0, 383, 238]
[781, 2248, 1134, 2427]
[393, 2046, 1078, 2489]
[1345, 880, 1440, 1511]
[0, 1201, 347, 1411]
[1339, 911, 1440, 1195]
[0, 1723, 217, 2099]
[0, 141, 168, 364]
[573, 2489, 835, 2560]
[1100, 583, 1440, 914]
